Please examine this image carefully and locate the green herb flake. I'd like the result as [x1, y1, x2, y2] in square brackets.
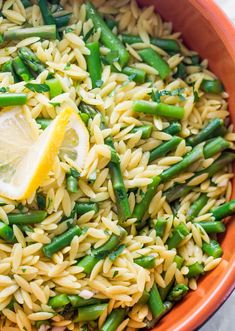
[22, 267, 27, 273]
[153, 87, 186, 103]
[25, 83, 50, 93]
[113, 270, 119, 277]
[109, 244, 126, 262]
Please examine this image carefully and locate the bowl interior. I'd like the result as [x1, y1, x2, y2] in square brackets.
[137, 1, 235, 330]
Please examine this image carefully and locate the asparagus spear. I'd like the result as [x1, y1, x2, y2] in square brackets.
[145, 301, 173, 329]
[202, 239, 223, 258]
[203, 137, 229, 159]
[186, 194, 208, 221]
[148, 284, 165, 318]
[158, 255, 184, 301]
[1, 60, 19, 83]
[66, 175, 78, 193]
[166, 223, 189, 249]
[155, 218, 167, 237]
[12, 57, 33, 82]
[48, 294, 70, 308]
[163, 122, 182, 135]
[86, 41, 102, 88]
[122, 66, 146, 83]
[18, 225, 33, 233]
[76, 255, 99, 275]
[73, 202, 99, 215]
[85, 1, 129, 66]
[104, 17, 118, 30]
[159, 255, 185, 301]
[132, 176, 161, 222]
[174, 62, 187, 79]
[8, 211, 47, 225]
[201, 79, 224, 94]
[133, 100, 185, 120]
[160, 144, 204, 183]
[45, 78, 63, 98]
[121, 34, 180, 53]
[108, 160, 131, 222]
[149, 136, 182, 163]
[138, 48, 171, 79]
[134, 140, 231, 222]
[187, 262, 204, 278]
[77, 227, 127, 274]
[74, 303, 108, 322]
[133, 145, 203, 222]
[68, 295, 106, 307]
[100, 308, 126, 331]
[186, 118, 225, 146]
[174, 255, 184, 269]
[134, 255, 155, 269]
[18, 47, 46, 76]
[53, 11, 72, 28]
[0, 221, 15, 243]
[211, 199, 235, 221]
[79, 102, 106, 128]
[43, 226, 81, 258]
[38, 0, 57, 26]
[4, 25, 57, 41]
[167, 284, 189, 302]
[130, 124, 153, 138]
[195, 221, 225, 234]
[65, 167, 80, 193]
[138, 289, 150, 305]
[165, 152, 235, 203]
[105, 138, 131, 222]
[0, 93, 27, 106]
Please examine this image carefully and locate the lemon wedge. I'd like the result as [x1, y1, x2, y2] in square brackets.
[59, 111, 90, 169]
[0, 107, 72, 200]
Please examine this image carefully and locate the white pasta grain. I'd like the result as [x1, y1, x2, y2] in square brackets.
[204, 258, 222, 271]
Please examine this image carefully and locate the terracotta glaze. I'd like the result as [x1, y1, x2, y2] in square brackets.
[137, 1, 235, 330]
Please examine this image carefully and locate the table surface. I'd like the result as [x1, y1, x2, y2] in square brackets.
[199, 1, 235, 330]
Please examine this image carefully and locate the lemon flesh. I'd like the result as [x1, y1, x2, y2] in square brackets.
[0, 108, 71, 200]
[59, 112, 90, 169]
